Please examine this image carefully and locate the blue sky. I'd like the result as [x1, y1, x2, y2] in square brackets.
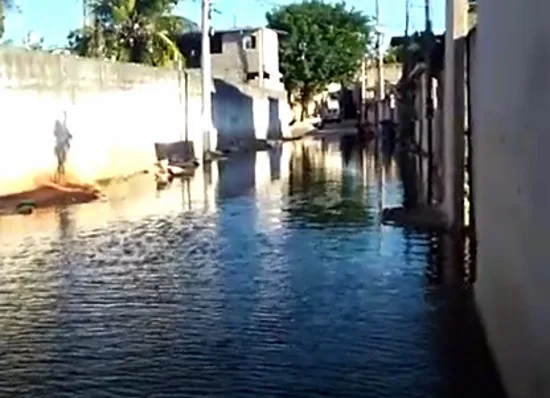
[4, 0, 445, 48]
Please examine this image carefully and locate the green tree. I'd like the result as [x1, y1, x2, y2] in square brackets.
[67, 0, 186, 66]
[287, 149, 370, 227]
[266, 0, 374, 119]
[0, 0, 17, 39]
[384, 45, 404, 64]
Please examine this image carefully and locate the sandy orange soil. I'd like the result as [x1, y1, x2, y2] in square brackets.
[0, 181, 101, 215]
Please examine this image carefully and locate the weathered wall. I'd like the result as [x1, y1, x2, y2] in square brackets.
[352, 63, 404, 121]
[472, 0, 550, 397]
[0, 48, 290, 196]
[364, 63, 403, 90]
[0, 49, 187, 196]
[209, 29, 282, 90]
[260, 29, 280, 79]
[211, 31, 252, 81]
[212, 77, 290, 148]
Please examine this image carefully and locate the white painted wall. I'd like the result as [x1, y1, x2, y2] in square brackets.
[260, 28, 280, 79]
[0, 51, 189, 195]
[473, 0, 550, 397]
[0, 49, 290, 197]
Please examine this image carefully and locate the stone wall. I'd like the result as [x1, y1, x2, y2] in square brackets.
[0, 48, 290, 196]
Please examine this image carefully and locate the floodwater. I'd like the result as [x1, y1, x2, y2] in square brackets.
[0, 134, 506, 397]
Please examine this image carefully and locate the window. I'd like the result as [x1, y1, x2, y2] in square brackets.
[242, 35, 256, 50]
[210, 33, 223, 54]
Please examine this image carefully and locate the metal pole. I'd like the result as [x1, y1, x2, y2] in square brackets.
[405, 0, 410, 36]
[425, 0, 431, 31]
[83, 0, 87, 29]
[360, 55, 366, 125]
[184, 70, 189, 142]
[259, 29, 264, 88]
[375, 0, 384, 128]
[425, 0, 434, 203]
[442, 0, 468, 229]
[201, 0, 213, 158]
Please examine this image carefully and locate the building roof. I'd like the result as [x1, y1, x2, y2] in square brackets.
[212, 26, 288, 35]
[389, 33, 444, 47]
[180, 26, 288, 37]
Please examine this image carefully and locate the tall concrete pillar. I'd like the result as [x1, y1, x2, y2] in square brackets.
[442, 0, 468, 229]
[473, 0, 550, 396]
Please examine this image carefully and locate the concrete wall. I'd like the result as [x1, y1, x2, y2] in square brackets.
[352, 63, 404, 121]
[472, 0, 550, 396]
[260, 29, 280, 79]
[0, 48, 290, 196]
[364, 63, 403, 90]
[212, 31, 251, 81]
[210, 29, 282, 89]
[212, 77, 290, 148]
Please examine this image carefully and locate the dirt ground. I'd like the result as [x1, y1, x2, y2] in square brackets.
[0, 182, 102, 215]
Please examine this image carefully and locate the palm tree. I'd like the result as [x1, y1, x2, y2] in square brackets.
[68, 0, 186, 66]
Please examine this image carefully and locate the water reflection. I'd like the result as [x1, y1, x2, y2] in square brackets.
[0, 133, 504, 397]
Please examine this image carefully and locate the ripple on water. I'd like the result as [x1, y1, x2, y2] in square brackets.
[0, 139, 505, 398]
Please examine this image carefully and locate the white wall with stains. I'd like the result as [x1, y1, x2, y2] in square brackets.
[472, 0, 550, 396]
[0, 49, 290, 197]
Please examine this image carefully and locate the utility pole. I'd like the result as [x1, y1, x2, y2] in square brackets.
[82, 0, 87, 29]
[425, 0, 431, 30]
[258, 29, 264, 88]
[405, 0, 410, 36]
[201, 0, 213, 158]
[375, 0, 384, 128]
[360, 55, 366, 125]
[442, 0, 468, 229]
[425, 0, 434, 203]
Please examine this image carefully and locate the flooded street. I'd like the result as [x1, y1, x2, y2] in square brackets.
[0, 135, 505, 397]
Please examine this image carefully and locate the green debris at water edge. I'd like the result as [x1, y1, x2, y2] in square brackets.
[14, 200, 36, 215]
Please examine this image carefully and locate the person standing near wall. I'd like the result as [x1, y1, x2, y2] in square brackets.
[53, 111, 72, 181]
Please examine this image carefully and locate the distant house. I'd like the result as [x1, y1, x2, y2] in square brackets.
[177, 27, 285, 90]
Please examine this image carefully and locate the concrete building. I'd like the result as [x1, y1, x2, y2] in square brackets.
[353, 62, 404, 127]
[178, 27, 285, 90]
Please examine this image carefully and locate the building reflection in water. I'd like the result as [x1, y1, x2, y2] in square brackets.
[0, 135, 478, 294]
[0, 165, 219, 247]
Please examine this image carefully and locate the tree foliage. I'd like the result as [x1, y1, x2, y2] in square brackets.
[384, 45, 404, 64]
[287, 151, 370, 227]
[67, 0, 186, 67]
[266, 1, 373, 111]
[0, 0, 17, 39]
